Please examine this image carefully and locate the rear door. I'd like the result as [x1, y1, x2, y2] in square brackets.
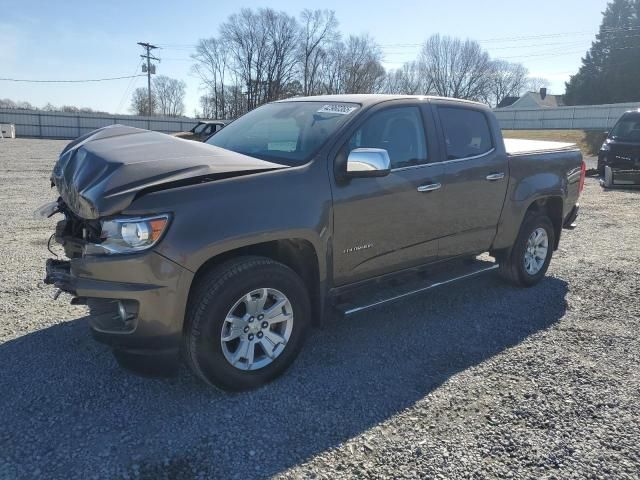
[434, 104, 508, 258]
[331, 102, 445, 286]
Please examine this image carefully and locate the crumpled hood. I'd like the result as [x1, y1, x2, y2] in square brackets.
[51, 124, 286, 219]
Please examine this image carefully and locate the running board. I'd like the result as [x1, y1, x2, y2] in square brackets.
[334, 258, 499, 316]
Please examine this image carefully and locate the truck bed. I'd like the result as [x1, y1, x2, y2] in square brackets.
[504, 138, 578, 156]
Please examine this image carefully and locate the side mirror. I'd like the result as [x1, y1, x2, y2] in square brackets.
[346, 148, 391, 177]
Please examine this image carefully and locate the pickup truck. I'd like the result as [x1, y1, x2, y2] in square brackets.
[598, 109, 640, 186]
[41, 94, 584, 390]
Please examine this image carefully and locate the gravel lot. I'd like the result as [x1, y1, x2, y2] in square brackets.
[0, 139, 638, 479]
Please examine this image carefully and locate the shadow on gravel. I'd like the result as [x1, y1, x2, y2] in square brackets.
[0, 275, 568, 479]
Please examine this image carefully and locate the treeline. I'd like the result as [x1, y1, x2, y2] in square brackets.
[0, 98, 108, 114]
[192, 8, 541, 119]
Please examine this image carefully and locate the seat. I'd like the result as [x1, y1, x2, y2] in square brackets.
[446, 123, 473, 159]
[383, 117, 418, 167]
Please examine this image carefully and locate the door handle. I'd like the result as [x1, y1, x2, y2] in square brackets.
[417, 183, 442, 192]
[486, 172, 505, 181]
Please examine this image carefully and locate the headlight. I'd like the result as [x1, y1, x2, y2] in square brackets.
[84, 214, 170, 255]
[600, 142, 611, 152]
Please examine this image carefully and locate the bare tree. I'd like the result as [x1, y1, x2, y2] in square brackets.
[526, 76, 550, 93]
[337, 35, 386, 94]
[319, 41, 345, 94]
[220, 8, 266, 110]
[192, 38, 229, 118]
[190, 9, 538, 118]
[383, 61, 429, 95]
[299, 9, 338, 95]
[130, 87, 156, 116]
[262, 8, 300, 101]
[152, 76, 186, 117]
[419, 34, 493, 101]
[486, 60, 529, 107]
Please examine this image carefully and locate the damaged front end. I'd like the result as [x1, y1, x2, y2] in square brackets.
[41, 198, 101, 294]
[40, 198, 102, 258]
[40, 198, 139, 333]
[38, 124, 288, 358]
[39, 195, 187, 346]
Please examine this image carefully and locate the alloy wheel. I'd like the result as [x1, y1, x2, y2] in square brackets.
[523, 227, 549, 275]
[220, 288, 294, 371]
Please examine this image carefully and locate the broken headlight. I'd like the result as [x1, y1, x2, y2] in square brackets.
[84, 214, 170, 255]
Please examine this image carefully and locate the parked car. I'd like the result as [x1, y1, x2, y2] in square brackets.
[41, 94, 584, 390]
[598, 109, 640, 186]
[172, 120, 226, 141]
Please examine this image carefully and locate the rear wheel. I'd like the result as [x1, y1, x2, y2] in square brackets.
[498, 213, 555, 287]
[184, 256, 310, 391]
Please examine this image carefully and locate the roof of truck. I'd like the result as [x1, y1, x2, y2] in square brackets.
[277, 94, 486, 108]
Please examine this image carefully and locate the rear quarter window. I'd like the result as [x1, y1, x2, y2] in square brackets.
[438, 107, 493, 160]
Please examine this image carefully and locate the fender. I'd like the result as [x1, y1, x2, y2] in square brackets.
[492, 151, 577, 251]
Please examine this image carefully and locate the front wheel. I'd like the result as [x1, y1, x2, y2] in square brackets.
[498, 213, 555, 287]
[184, 256, 310, 391]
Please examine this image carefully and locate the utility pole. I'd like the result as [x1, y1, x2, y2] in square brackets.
[137, 42, 159, 116]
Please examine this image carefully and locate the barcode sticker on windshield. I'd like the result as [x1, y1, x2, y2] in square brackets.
[317, 104, 358, 115]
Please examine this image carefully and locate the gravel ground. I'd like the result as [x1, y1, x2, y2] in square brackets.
[0, 139, 638, 479]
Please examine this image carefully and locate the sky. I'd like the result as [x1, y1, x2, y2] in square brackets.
[0, 0, 611, 116]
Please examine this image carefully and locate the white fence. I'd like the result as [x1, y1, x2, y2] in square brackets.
[0, 109, 198, 139]
[3, 102, 640, 139]
[494, 102, 640, 130]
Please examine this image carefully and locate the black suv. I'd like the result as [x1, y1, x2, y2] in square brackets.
[598, 110, 640, 186]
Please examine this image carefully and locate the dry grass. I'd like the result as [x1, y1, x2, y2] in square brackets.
[502, 129, 607, 155]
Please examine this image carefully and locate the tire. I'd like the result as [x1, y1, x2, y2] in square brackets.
[497, 212, 555, 287]
[597, 158, 605, 177]
[183, 256, 310, 391]
[603, 166, 614, 188]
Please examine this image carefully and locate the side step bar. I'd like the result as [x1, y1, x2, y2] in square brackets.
[334, 259, 499, 316]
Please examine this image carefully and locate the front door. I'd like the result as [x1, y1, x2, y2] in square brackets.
[434, 105, 509, 258]
[331, 103, 445, 286]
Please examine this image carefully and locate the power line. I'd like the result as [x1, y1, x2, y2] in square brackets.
[116, 59, 144, 114]
[497, 49, 588, 60]
[0, 74, 145, 83]
[156, 26, 640, 52]
[381, 34, 640, 52]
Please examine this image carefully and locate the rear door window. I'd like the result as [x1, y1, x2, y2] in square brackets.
[438, 107, 493, 160]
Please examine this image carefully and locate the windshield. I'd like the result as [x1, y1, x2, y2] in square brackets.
[610, 113, 640, 141]
[206, 101, 360, 165]
[192, 123, 208, 134]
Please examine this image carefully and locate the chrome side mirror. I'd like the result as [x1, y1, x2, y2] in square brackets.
[346, 148, 391, 177]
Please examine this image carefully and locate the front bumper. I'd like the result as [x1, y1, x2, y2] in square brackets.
[601, 165, 640, 187]
[45, 251, 194, 354]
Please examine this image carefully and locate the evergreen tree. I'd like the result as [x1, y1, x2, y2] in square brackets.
[565, 0, 640, 105]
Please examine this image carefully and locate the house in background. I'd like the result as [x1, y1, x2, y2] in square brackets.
[496, 88, 565, 109]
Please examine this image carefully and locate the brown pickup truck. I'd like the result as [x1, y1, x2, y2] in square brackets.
[41, 94, 584, 390]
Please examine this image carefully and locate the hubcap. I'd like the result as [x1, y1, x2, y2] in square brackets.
[523, 227, 549, 275]
[220, 288, 294, 371]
